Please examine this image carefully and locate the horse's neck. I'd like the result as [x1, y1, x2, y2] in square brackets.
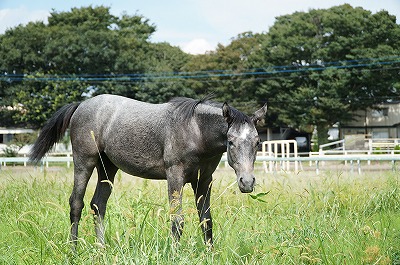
[194, 104, 228, 149]
[195, 104, 225, 126]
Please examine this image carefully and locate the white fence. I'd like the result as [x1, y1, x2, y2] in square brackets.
[0, 154, 72, 168]
[1, 148, 400, 175]
[317, 138, 400, 155]
[261, 140, 298, 173]
[253, 155, 400, 175]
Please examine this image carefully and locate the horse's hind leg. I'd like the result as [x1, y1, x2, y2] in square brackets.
[90, 153, 118, 246]
[69, 157, 97, 247]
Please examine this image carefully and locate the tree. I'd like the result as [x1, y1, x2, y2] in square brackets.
[133, 42, 194, 103]
[257, 4, 400, 145]
[0, 6, 171, 128]
[1, 4, 399, 136]
[184, 32, 267, 114]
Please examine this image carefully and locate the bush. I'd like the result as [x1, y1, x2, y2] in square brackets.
[1, 133, 36, 157]
[2, 144, 20, 157]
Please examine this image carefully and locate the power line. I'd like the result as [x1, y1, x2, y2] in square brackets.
[1, 56, 399, 83]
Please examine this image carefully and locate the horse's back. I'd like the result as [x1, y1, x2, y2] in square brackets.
[69, 94, 170, 178]
[71, 94, 168, 134]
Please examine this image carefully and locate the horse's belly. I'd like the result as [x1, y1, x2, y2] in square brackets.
[120, 162, 167, 180]
[105, 149, 166, 180]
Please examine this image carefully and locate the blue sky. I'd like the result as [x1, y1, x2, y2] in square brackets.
[1, 0, 399, 54]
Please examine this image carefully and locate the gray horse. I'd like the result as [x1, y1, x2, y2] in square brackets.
[30, 94, 267, 247]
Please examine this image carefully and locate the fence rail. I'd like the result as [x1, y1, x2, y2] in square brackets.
[219, 154, 400, 174]
[1, 153, 399, 175]
[0, 154, 72, 168]
[318, 138, 400, 155]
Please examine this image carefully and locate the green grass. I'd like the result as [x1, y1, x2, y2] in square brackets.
[0, 166, 399, 264]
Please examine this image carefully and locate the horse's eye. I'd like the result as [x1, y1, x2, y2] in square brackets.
[228, 141, 234, 147]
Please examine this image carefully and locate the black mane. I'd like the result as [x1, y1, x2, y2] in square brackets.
[228, 106, 253, 125]
[169, 95, 252, 125]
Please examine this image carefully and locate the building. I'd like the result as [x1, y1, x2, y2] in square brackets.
[0, 128, 34, 154]
[258, 126, 312, 153]
[0, 128, 34, 144]
[340, 102, 400, 139]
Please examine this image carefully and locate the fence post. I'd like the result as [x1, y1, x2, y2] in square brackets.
[350, 160, 353, 174]
[262, 140, 298, 173]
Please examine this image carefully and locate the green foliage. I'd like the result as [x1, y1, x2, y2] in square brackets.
[0, 168, 399, 263]
[0, 6, 186, 128]
[183, 5, 400, 146]
[249, 191, 270, 203]
[255, 4, 400, 145]
[0, 4, 399, 139]
[184, 32, 267, 115]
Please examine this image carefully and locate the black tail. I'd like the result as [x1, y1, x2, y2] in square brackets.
[29, 102, 80, 163]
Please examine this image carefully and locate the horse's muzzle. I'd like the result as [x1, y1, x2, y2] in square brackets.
[238, 174, 255, 193]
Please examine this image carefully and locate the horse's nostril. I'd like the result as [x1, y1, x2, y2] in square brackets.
[239, 177, 255, 186]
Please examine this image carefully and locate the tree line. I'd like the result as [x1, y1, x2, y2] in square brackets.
[0, 4, 399, 145]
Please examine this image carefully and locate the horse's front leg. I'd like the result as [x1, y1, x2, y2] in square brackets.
[191, 176, 213, 246]
[166, 165, 185, 242]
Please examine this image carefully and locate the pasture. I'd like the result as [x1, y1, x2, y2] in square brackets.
[0, 165, 399, 264]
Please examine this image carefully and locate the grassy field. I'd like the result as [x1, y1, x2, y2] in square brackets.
[0, 165, 399, 264]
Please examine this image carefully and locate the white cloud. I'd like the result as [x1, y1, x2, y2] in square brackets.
[0, 6, 49, 33]
[181, 38, 215, 55]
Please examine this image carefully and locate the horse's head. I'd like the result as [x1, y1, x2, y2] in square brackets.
[223, 103, 267, 193]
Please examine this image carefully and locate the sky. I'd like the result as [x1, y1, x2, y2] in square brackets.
[0, 0, 399, 54]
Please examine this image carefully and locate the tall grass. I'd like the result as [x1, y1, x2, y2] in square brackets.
[0, 166, 399, 264]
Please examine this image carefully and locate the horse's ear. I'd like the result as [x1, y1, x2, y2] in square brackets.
[222, 102, 233, 124]
[252, 102, 267, 124]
